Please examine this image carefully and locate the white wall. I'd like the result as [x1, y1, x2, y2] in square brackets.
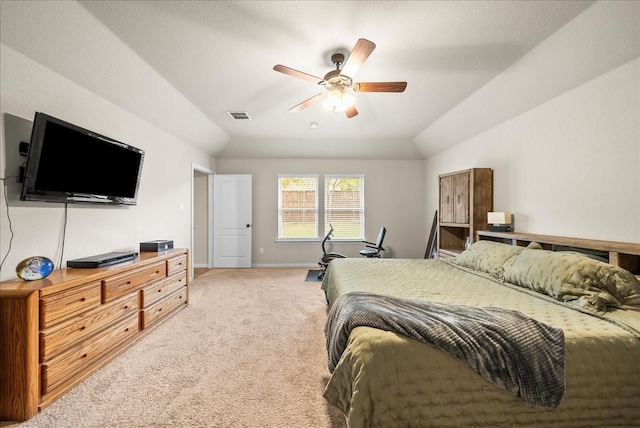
[0, 45, 214, 281]
[215, 158, 426, 265]
[424, 1, 639, 243]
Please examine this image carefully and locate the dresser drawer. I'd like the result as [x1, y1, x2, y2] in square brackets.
[141, 287, 187, 330]
[40, 293, 138, 361]
[41, 314, 138, 394]
[40, 281, 102, 329]
[167, 254, 187, 276]
[141, 272, 187, 308]
[102, 261, 167, 303]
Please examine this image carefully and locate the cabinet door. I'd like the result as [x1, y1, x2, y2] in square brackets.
[454, 173, 470, 224]
[439, 176, 454, 223]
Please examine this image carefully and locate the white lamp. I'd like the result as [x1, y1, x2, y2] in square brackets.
[322, 87, 355, 113]
[488, 212, 513, 232]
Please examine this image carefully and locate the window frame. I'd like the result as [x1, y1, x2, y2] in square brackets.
[277, 174, 319, 241]
[323, 174, 365, 241]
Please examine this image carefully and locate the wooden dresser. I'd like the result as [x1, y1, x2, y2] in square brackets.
[0, 249, 189, 422]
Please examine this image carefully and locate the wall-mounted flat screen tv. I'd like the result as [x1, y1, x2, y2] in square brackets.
[21, 112, 145, 206]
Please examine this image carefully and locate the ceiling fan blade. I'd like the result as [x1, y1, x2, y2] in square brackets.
[290, 93, 327, 112]
[341, 38, 376, 78]
[273, 65, 323, 84]
[353, 82, 407, 93]
[345, 105, 358, 119]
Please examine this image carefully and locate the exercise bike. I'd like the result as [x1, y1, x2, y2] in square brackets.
[317, 224, 386, 280]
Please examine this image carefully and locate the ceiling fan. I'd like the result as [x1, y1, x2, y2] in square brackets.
[273, 38, 407, 119]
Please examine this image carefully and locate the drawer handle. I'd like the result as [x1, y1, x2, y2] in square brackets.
[66, 297, 86, 306]
[77, 326, 86, 332]
[124, 328, 130, 332]
[81, 354, 88, 359]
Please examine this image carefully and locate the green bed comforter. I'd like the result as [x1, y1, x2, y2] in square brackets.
[321, 258, 640, 428]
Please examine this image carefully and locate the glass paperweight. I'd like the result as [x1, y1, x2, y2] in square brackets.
[16, 256, 55, 281]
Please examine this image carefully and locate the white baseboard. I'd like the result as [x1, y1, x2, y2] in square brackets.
[193, 263, 210, 268]
[197, 263, 318, 269]
[251, 263, 318, 268]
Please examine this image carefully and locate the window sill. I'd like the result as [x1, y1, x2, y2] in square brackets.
[276, 238, 321, 243]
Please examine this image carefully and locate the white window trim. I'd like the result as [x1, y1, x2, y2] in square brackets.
[324, 174, 365, 241]
[277, 174, 319, 241]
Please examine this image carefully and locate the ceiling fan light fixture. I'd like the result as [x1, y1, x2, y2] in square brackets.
[322, 87, 355, 113]
[274, 38, 402, 118]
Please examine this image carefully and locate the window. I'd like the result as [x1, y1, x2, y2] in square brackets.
[324, 175, 364, 240]
[278, 175, 318, 239]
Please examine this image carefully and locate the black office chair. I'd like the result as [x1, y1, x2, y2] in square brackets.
[359, 226, 386, 258]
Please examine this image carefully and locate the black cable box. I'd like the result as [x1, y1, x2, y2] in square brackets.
[67, 251, 138, 268]
[140, 240, 173, 252]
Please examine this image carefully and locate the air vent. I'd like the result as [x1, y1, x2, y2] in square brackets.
[227, 112, 251, 120]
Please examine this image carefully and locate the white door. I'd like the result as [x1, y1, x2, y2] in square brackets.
[213, 174, 252, 268]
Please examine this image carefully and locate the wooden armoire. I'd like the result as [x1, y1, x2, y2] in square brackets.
[437, 168, 493, 258]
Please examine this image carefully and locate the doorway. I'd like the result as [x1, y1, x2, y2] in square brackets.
[192, 163, 214, 279]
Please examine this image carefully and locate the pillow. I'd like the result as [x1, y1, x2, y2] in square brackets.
[502, 248, 640, 312]
[455, 240, 524, 278]
[526, 241, 543, 250]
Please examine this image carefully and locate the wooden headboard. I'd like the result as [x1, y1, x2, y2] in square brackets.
[477, 230, 640, 276]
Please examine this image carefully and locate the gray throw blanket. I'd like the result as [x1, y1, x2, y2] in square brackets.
[325, 292, 565, 409]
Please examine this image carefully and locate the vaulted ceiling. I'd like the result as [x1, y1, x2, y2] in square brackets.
[0, 1, 595, 159]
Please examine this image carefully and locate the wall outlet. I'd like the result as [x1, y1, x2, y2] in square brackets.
[259, 248, 264, 254]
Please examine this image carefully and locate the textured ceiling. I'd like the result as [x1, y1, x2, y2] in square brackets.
[0, 1, 595, 159]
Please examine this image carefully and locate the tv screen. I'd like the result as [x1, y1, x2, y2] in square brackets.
[21, 113, 144, 205]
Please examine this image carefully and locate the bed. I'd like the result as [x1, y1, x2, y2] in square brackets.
[321, 232, 640, 428]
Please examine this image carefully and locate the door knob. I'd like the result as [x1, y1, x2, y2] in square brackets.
[246, 224, 251, 228]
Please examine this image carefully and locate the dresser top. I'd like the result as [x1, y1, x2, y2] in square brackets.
[0, 249, 188, 298]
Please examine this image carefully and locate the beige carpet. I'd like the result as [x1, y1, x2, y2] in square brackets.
[6, 268, 346, 428]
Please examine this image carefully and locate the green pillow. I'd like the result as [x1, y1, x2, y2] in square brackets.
[455, 240, 524, 278]
[526, 241, 544, 250]
[503, 248, 640, 312]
